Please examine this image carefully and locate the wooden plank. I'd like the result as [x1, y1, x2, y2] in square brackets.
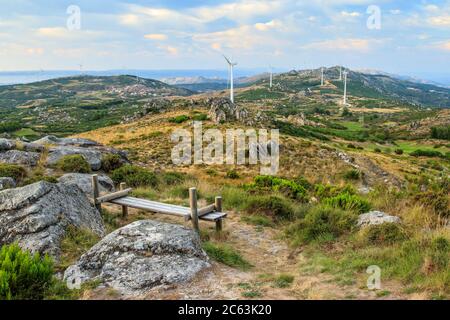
[200, 212, 227, 222]
[110, 197, 190, 218]
[97, 188, 132, 203]
[198, 204, 216, 217]
[112, 197, 189, 214]
[114, 197, 190, 215]
[189, 188, 199, 232]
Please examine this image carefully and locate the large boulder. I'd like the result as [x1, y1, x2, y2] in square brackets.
[64, 220, 210, 296]
[58, 173, 115, 196]
[357, 211, 401, 227]
[0, 150, 41, 166]
[47, 146, 103, 170]
[208, 97, 248, 124]
[0, 181, 105, 257]
[34, 135, 99, 147]
[0, 138, 16, 151]
[0, 177, 15, 190]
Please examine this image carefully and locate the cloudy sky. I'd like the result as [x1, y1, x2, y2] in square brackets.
[0, 0, 449, 76]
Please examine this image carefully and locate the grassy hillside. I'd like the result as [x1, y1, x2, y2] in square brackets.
[0, 75, 192, 139]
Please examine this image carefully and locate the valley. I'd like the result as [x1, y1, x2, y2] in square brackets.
[0, 67, 449, 300]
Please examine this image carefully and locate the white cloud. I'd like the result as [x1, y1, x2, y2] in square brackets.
[433, 40, 450, 51]
[144, 33, 168, 40]
[254, 20, 282, 31]
[341, 11, 360, 17]
[302, 38, 385, 52]
[428, 15, 450, 26]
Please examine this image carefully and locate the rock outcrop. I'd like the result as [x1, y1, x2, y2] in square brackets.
[33, 135, 100, 147]
[0, 177, 15, 190]
[0, 136, 128, 172]
[58, 173, 115, 196]
[46, 146, 104, 170]
[0, 181, 105, 257]
[357, 211, 401, 227]
[208, 97, 248, 124]
[64, 220, 210, 296]
[0, 150, 41, 166]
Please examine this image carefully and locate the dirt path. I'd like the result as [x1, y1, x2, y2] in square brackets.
[140, 212, 409, 300]
[87, 207, 410, 300]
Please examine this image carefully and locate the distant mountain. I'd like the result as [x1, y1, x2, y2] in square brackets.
[261, 67, 450, 108]
[0, 75, 192, 138]
[356, 69, 449, 89]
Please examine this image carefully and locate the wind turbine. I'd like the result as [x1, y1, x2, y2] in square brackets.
[343, 70, 348, 105]
[224, 55, 237, 103]
[269, 65, 273, 89]
[339, 65, 342, 81]
[321, 67, 324, 86]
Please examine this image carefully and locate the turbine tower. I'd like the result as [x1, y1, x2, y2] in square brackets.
[269, 65, 273, 89]
[343, 71, 348, 105]
[339, 66, 342, 81]
[224, 55, 238, 103]
[321, 67, 324, 86]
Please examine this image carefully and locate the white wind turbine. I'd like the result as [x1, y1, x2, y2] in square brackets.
[269, 65, 273, 89]
[339, 65, 342, 81]
[321, 67, 324, 86]
[224, 55, 237, 103]
[343, 70, 348, 105]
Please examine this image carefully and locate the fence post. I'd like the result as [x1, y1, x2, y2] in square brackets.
[215, 196, 223, 232]
[92, 174, 102, 212]
[189, 187, 199, 232]
[120, 182, 128, 218]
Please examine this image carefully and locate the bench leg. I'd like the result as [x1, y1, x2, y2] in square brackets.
[120, 182, 128, 218]
[215, 196, 223, 232]
[189, 188, 200, 232]
[215, 219, 223, 232]
[92, 174, 102, 213]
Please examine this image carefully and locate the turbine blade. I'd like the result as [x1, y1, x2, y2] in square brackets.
[223, 55, 232, 65]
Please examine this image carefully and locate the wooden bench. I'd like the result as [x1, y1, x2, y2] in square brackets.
[91, 175, 227, 232]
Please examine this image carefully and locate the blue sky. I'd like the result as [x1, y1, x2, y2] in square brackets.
[0, 0, 449, 76]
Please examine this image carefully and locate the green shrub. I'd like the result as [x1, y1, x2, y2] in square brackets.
[56, 155, 91, 173]
[169, 115, 190, 124]
[395, 149, 404, 155]
[0, 164, 27, 182]
[285, 205, 357, 244]
[250, 175, 307, 201]
[324, 192, 371, 213]
[0, 244, 53, 300]
[225, 169, 240, 179]
[192, 113, 208, 121]
[243, 195, 296, 221]
[428, 237, 449, 271]
[274, 274, 295, 288]
[374, 148, 382, 153]
[314, 184, 355, 199]
[410, 149, 443, 158]
[361, 223, 407, 245]
[431, 125, 450, 140]
[110, 165, 157, 187]
[343, 169, 361, 180]
[101, 154, 123, 173]
[161, 171, 185, 185]
[415, 191, 450, 217]
[22, 175, 58, 186]
[202, 242, 252, 270]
